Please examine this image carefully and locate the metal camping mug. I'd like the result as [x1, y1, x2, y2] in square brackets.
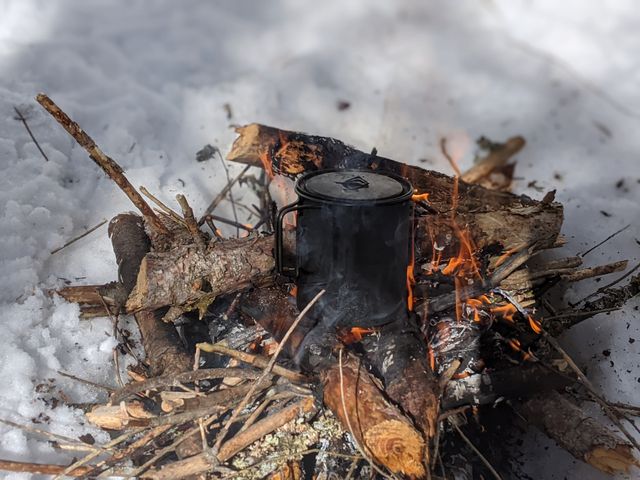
[274, 169, 414, 329]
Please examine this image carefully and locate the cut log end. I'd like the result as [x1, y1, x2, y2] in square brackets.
[321, 354, 427, 478]
[363, 419, 427, 479]
[585, 444, 639, 475]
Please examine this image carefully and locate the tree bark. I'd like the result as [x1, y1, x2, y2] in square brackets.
[227, 124, 563, 258]
[126, 234, 275, 314]
[109, 214, 191, 376]
[518, 391, 639, 475]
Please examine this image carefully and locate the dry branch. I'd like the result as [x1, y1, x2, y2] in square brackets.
[109, 213, 192, 375]
[519, 391, 639, 475]
[143, 397, 317, 480]
[36, 94, 168, 236]
[323, 352, 426, 478]
[461, 136, 525, 184]
[126, 234, 274, 314]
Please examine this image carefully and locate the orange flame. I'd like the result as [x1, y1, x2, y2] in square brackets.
[528, 315, 543, 334]
[412, 192, 430, 202]
[490, 303, 517, 323]
[258, 150, 275, 179]
[406, 264, 415, 311]
[338, 326, 376, 344]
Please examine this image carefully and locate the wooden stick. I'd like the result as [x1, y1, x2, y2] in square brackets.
[196, 343, 307, 383]
[176, 194, 206, 251]
[460, 136, 525, 184]
[140, 186, 187, 227]
[519, 391, 639, 474]
[561, 260, 628, 282]
[0, 459, 93, 477]
[144, 397, 316, 480]
[36, 94, 169, 236]
[110, 368, 262, 404]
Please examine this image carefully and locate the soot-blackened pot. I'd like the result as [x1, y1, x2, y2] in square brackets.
[275, 169, 413, 330]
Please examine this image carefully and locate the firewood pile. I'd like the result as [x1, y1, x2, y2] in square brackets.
[4, 93, 639, 479]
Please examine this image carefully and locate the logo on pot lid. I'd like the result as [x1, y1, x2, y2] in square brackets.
[335, 175, 370, 191]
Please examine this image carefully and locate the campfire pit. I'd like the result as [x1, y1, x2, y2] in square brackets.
[15, 94, 638, 480]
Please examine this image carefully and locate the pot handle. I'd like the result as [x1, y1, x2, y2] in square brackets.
[275, 201, 318, 275]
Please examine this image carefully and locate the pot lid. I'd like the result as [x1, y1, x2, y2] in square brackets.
[295, 169, 412, 205]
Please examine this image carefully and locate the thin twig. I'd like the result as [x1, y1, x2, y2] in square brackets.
[14, 106, 49, 161]
[542, 307, 621, 322]
[205, 214, 253, 232]
[50, 219, 107, 255]
[449, 418, 503, 480]
[217, 150, 240, 236]
[140, 186, 186, 227]
[579, 224, 630, 258]
[196, 343, 307, 384]
[36, 93, 169, 235]
[200, 164, 251, 224]
[0, 418, 105, 453]
[213, 289, 325, 452]
[110, 368, 261, 404]
[57, 370, 115, 392]
[440, 137, 461, 176]
[128, 418, 218, 477]
[574, 261, 640, 305]
[53, 428, 143, 480]
[176, 194, 206, 251]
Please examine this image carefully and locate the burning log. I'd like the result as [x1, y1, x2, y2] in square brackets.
[227, 123, 564, 258]
[241, 287, 428, 478]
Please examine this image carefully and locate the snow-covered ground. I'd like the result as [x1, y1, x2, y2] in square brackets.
[0, 0, 638, 478]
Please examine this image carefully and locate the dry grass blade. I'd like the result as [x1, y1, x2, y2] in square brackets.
[50, 219, 107, 255]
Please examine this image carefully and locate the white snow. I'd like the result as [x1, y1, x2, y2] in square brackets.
[0, 0, 638, 478]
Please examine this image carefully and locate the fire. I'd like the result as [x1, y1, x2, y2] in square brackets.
[338, 326, 376, 344]
[412, 192, 430, 202]
[528, 315, 543, 334]
[258, 150, 274, 179]
[490, 303, 517, 323]
[406, 264, 415, 311]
